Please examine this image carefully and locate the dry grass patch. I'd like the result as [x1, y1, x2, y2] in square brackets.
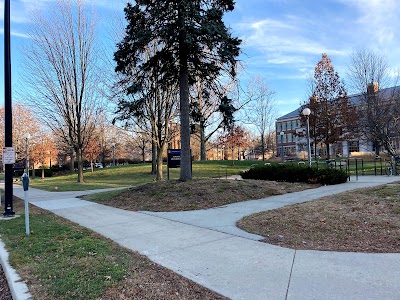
[85, 179, 316, 211]
[238, 183, 400, 253]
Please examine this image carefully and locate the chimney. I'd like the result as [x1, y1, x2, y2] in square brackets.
[367, 82, 379, 94]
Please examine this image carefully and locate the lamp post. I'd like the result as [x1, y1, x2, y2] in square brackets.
[302, 108, 312, 166]
[111, 143, 115, 166]
[280, 131, 284, 161]
[3, 0, 14, 217]
[23, 133, 31, 176]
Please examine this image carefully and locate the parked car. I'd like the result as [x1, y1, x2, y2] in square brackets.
[94, 163, 103, 169]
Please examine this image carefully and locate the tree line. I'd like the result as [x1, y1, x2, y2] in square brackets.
[16, 0, 277, 183]
[15, 0, 400, 184]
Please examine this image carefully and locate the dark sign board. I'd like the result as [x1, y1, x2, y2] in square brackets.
[167, 149, 181, 168]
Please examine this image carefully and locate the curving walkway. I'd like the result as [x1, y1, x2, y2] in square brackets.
[4, 176, 400, 299]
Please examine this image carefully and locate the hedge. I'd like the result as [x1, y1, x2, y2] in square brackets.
[240, 164, 348, 185]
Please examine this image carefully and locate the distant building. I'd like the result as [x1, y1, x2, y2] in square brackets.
[275, 84, 400, 159]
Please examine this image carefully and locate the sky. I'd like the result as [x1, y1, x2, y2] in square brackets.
[1, 0, 400, 119]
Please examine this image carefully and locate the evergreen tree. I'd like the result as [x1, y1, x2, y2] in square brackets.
[114, 0, 241, 181]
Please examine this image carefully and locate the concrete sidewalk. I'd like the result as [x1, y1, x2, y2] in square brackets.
[4, 176, 400, 299]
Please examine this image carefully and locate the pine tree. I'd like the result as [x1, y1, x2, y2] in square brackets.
[114, 0, 241, 181]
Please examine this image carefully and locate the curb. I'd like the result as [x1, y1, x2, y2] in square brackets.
[0, 239, 32, 300]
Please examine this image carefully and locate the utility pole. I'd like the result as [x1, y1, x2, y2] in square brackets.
[3, 0, 15, 216]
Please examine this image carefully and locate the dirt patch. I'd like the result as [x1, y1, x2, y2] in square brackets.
[89, 179, 316, 211]
[0, 264, 12, 300]
[238, 183, 400, 253]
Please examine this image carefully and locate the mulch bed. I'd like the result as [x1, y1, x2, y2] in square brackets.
[238, 184, 400, 253]
[88, 179, 316, 212]
[0, 264, 12, 300]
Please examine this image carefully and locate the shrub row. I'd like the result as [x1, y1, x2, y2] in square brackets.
[13, 168, 53, 178]
[240, 164, 348, 185]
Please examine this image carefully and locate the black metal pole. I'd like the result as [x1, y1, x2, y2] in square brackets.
[4, 0, 15, 216]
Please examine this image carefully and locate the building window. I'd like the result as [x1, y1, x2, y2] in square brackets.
[276, 122, 281, 132]
[348, 141, 359, 153]
[287, 133, 292, 143]
[287, 121, 291, 131]
[278, 134, 286, 143]
[282, 122, 286, 131]
[292, 120, 297, 129]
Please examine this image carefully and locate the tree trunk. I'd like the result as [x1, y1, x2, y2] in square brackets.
[41, 164, 45, 179]
[70, 149, 74, 173]
[261, 134, 265, 161]
[200, 120, 206, 160]
[77, 148, 84, 183]
[326, 142, 330, 159]
[156, 145, 164, 181]
[178, 10, 192, 181]
[151, 138, 157, 175]
[101, 149, 106, 168]
[32, 163, 36, 178]
[90, 159, 94, 173]
[142, 140, 146, 163]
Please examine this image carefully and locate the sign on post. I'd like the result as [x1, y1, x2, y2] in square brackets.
[167, 149, 181, 168]
[2, 147, 15, 164]
[167, 149, 181, 180]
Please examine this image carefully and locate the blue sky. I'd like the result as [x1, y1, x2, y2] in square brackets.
[1, 0, 400, 118]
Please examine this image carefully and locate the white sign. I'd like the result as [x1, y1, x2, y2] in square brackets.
[2, 147, 15, 164]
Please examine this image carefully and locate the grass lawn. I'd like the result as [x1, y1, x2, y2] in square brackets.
[0, 195, 226, 300]
[24, 159, 385, 192]
[27, 160, 258, 192]
[237, 183, 400, 253]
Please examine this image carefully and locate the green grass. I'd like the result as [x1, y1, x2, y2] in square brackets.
[28, 161, 258, 192]
[83, 188, 128, 202]
[25, 158, 388, 192]
[28, 164, 153, 191]
[0, 199, 131, 300]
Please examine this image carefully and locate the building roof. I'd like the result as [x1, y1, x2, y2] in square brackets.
[276, 85, 400, 122]
[276, 108, 301, 121]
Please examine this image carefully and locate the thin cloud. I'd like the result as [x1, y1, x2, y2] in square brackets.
[0, 28, 31, 38]
[238, 17, 347, 57]
[337, 0, 400, 47]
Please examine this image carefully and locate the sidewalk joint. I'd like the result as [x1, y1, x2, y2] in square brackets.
[138, 211, 262, 241]
[285, 249, 296, 300]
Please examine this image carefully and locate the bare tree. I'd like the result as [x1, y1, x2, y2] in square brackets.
[114, 40, 180, 180]
[243, 76, 276, 161]
[305, 54, 355, 158]
[189, 77, 239, 161]
[23, 0, 103, 183]
[347, 49, 400, 156]
[114, 80, 179, 180]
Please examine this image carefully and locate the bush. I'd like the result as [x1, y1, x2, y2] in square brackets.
[30, 169, 53, 178]
[240, 164, 348, 185]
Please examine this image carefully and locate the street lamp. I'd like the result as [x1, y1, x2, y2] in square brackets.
[23, 133, 31, 176]
[111, 142, 115, 166]
[3, 0, 14, 217]
[280, 131, 284, 161]
[302, 108, 312, 166]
